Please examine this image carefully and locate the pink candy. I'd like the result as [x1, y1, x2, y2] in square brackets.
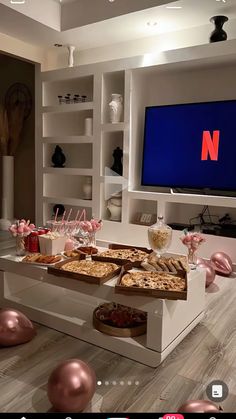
[79, 219, 102, 234]
[9, 219, 35, 237]
[180, 231, 205, 251]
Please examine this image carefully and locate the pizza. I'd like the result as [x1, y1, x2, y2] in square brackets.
[120, 271, 186, 291]
[60, 260, 119, 277]
[141, 254, 189, 273]
[98, 248, 149, 262]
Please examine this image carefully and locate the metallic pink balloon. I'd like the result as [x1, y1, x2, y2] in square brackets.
[0, 308, 36, 347]
[210, 252, 233, 276]
[178, 399, 221, 413]
[197, 261, 216, 287]
[47, 359, 96, 412]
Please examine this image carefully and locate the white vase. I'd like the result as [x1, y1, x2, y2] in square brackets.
[84, 118, 93, 136]
[107, 194, 122, 221]
[0, 156, 14, 230]
[109, 94, 123, 124]
[83, 177, 92, 200]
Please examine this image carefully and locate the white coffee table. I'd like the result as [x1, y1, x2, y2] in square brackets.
[0, 252, 205, 367]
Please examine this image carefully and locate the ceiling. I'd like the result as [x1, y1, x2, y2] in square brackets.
[0, 0, 236, 51]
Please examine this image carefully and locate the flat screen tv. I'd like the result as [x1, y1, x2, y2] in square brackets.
[141, 100, 236, 192]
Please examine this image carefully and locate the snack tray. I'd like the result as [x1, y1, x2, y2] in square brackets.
[115, 266, 188, 301]
[48, 256, 121, 285]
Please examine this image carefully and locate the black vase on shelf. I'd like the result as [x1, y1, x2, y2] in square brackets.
[210, 16, 228, 43]
[51, 145, 66, 168]
[110, 147, 123, 176]
[53, 204, 65, 217]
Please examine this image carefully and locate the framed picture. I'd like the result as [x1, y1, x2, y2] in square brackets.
[133, 212, 156, 226]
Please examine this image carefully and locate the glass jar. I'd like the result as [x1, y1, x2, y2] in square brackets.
[148, 216, 172, 257]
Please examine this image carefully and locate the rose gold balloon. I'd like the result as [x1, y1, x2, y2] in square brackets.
[0, 308, 36, 347]
[178, 399, 221, 413]
[210, 252, 233, 276]
[197, 261, 216, 287]
[47, 359, 96, 412]
[196, 257, 205, 265]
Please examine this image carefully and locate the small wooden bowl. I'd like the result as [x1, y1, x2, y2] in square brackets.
[93, 310, 147, 337]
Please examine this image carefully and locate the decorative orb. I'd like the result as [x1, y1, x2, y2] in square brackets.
[178, 399, 221, 413]
[0, 308, 36, 347]
[197, 261, 216, 287]
[47, 359, 96, 412]
[210, 252, 233, 276]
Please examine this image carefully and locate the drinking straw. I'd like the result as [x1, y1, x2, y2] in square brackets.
[54, 207, 59, 222]
[67, 208, 72, 222]
[75, 209, 80, 221]
[77, 208, 86, 223]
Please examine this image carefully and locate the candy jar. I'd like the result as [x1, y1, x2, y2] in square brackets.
[148, 216, 172, 257]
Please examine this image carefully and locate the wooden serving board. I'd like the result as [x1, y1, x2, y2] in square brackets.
[92, 243, 152, 268]
[93, 311, 147, 337]
[48, 256, 121, 285]
[115, 266, 188, 301]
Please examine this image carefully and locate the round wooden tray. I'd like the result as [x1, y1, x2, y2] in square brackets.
[93, 310, 147, 337]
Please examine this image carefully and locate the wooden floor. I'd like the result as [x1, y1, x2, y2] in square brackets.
[0, 274, 236, 413]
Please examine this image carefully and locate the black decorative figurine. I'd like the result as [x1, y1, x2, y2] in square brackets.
[53, 204, 65, 217]
[51, 145, 66, 168]
[210, 16, 228, 43]
[111, 147, 123, 176]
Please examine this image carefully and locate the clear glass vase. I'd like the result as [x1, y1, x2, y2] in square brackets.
[16, 235, 26, 256]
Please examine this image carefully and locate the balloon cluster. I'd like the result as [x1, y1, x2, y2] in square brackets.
[197, 251, 233, 287]
[79, 219, 102, 233]
[9, 219, 35, 237]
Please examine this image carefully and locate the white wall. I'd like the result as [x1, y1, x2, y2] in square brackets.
[0, 32, 46, 67]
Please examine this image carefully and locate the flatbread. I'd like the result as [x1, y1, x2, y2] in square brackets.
[60, 260, 118, 277]
[99, 248, 148, 262]
[121, 271, 186, 291]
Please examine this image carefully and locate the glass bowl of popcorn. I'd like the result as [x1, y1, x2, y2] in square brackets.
[148, 216, 172, 257]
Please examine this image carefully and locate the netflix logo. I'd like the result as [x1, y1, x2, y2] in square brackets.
[201, 130, 220, 161]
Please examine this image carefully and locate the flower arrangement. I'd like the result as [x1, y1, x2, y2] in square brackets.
[180, 230, 205, 267]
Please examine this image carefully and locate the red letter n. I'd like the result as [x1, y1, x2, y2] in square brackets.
[201, 130, 220, 161]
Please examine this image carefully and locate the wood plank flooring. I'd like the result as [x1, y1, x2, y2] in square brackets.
[0, 274, 236, 413]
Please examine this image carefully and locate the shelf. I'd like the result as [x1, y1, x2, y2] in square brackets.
[44, 143, 93, 170]
[43, 196, 93, 207]
[43, 136, 93, 144]
[100, 175, 125, 184]
[42, 75, 94, 107]
[42, 102, 94, 113]
[102, 122, 126, 132]
[43, 172, 93, 201]
[43, 109, 93, 137]
[43, 200, 93, 223]
[43, 168, 93, 176]
[102, 70, 125, 124]
[128, 190, 236, 208]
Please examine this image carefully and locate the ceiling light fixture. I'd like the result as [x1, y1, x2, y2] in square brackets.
[166, 5, 183, 8]
[10, 0, 26, 3]
[108, 0, 115, 3]
[216, 0, 226, 3]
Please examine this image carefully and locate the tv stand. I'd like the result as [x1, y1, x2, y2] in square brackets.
[170, 188, 236, 198]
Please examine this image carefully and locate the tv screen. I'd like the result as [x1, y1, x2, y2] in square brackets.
[141, 100, 236, 191]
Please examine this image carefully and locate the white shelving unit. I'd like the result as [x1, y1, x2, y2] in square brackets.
[37, 40, 236, 261]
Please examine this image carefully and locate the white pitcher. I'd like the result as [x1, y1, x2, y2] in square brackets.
[109, 94, 123, 123]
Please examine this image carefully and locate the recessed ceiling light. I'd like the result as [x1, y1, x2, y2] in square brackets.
[108, 0, 115, 3]
[10, 0, 26, 3]
[146, 21, 158, 27]
[216, 0, 226, 3]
